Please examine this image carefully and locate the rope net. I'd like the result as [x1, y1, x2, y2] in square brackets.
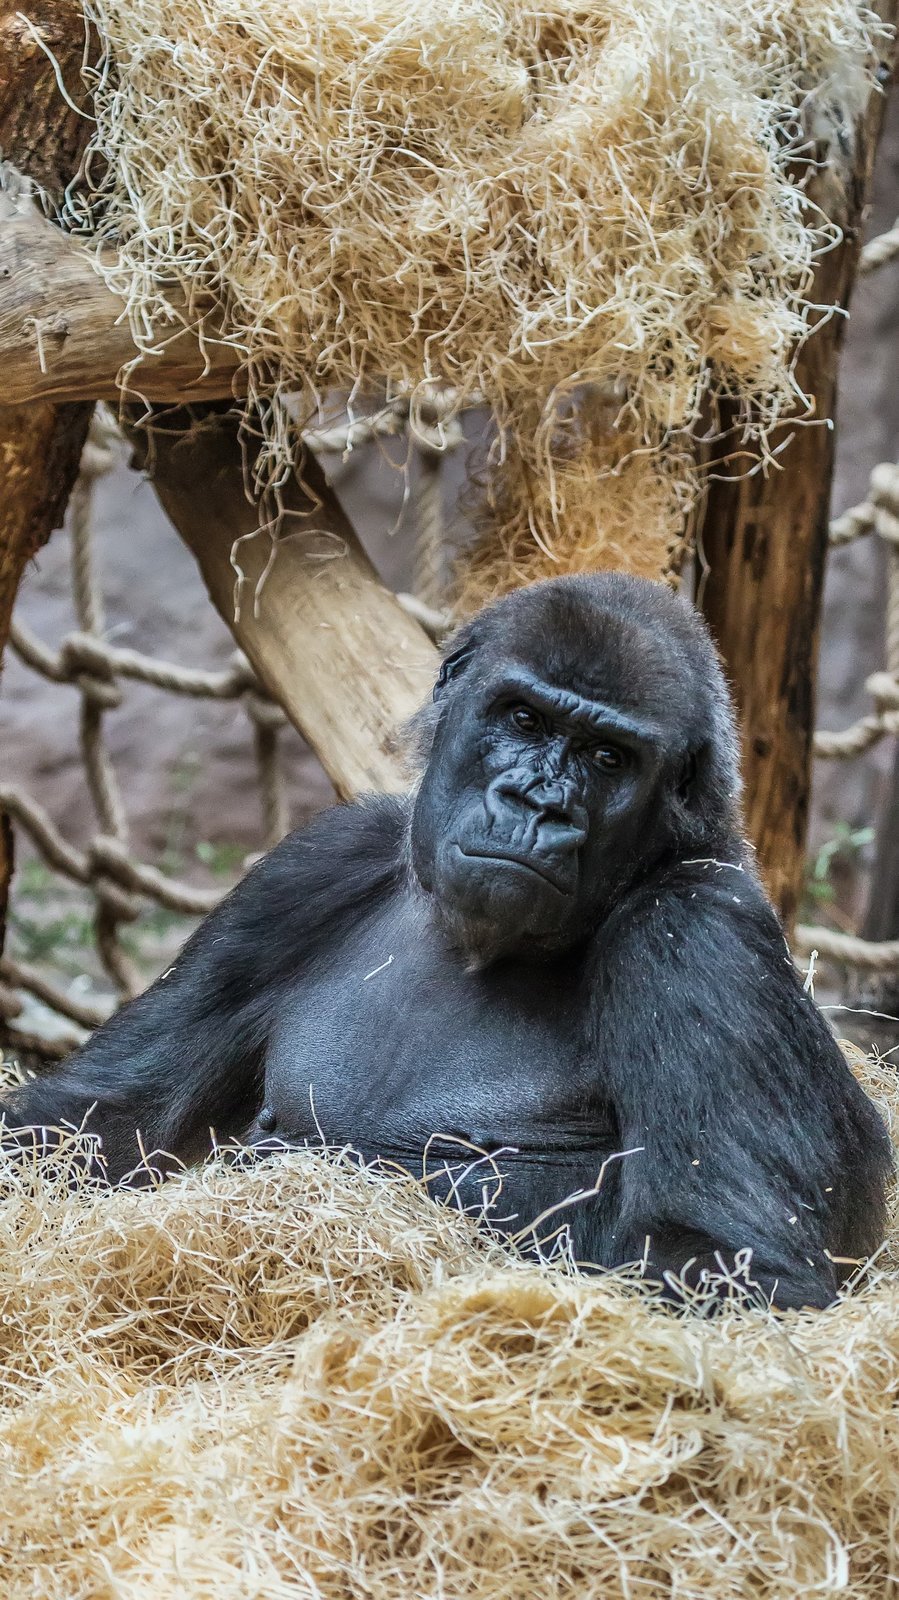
[0, 412, 293, 1056]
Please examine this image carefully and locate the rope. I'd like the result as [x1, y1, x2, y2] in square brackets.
[0, 395, 471, 1052]
[813, 462, 899, 760]
[859, 217, 899, 275]
[0, 956, 111, 1029]
[410, 395, 464, 611]
[303, 398, 410, 455]
[0, 407, 295, 1048]
[11, 624, 258, 700]
[413, 446, 447, 611]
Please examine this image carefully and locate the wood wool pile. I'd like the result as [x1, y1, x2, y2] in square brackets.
[0, 1051, 897, 1597]
[70, 0, 884, 593]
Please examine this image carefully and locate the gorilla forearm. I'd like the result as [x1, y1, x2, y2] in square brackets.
[594, 864, 891, 1307]
[618, 1225, 838, 1311]
[0, 966, 266, 1180]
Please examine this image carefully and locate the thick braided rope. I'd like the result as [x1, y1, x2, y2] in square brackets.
[813, 462, 899, 760]
[859, 216, 899, 275]
[793, 925, 899, 972]
[0, 408, 290, 1036]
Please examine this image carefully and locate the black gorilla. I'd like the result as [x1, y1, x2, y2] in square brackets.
[0, 574, 891, 1307]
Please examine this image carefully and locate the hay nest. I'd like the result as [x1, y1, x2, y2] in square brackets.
[69, 0, 882, 593]
[0, 1047, 898, 1596]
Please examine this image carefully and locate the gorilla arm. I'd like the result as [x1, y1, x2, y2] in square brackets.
[593, 864, 892, 1309]
[0, 798, 406, 1182]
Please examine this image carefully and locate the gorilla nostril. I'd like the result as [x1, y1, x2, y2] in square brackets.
[486, 775, 586, 839]
[542, 797, 571, 823]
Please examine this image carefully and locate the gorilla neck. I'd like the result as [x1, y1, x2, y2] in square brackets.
[413, 849, 647, 971]
[431, 896, 572, 971]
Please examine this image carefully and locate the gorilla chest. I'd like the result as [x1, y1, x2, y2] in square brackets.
[261, 905, 609, 1162]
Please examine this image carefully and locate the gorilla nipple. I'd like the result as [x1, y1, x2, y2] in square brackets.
[257, 1106, 277, 1133]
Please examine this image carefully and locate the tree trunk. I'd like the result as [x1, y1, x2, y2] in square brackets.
[0, 0, 89, 194]
[127, 408, 438, 799]
[0, 0, 95, 958]
[698, 25, 897, 928]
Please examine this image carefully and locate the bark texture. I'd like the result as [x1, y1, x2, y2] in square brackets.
[0, 206, 241, 405]
[699, 26, 898, 927]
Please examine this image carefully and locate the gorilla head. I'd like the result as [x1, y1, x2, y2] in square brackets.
[410, 573, 741, 963]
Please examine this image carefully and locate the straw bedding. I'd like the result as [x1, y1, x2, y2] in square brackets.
[70, 0, 883, 593]
[0, 1047, 897, 1597]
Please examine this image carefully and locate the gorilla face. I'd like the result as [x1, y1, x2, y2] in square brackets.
[411, 664, 667, 960]
[409, 573, 740, 963]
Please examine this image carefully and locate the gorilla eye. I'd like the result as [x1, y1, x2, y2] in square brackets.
[591, 744, 625, 771]
[509, 704, 543, 734]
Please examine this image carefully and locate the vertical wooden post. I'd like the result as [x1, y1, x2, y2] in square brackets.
[699, 32, 897, 928]
[0, 409, 92, 962]
[0, 403, 92, 647]
[0, 0, 94, 956]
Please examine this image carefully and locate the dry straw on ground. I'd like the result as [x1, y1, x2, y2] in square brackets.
[0, 1048, 897, 1596]
[70, 0, 883, 593]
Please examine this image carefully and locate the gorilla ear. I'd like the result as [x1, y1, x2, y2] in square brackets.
[672, 729, 742, 849]
[676, 749, 700, 802]
[433, 639, 476, 701]
[404, 629, 478, 771]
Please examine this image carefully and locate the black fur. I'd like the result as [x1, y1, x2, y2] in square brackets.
[1, 574, 890, 1308]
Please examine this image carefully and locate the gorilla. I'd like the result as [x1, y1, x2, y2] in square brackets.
[0, 574, 891, 1308]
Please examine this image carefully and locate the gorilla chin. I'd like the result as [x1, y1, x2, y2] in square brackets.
[431, 839, 577, 964]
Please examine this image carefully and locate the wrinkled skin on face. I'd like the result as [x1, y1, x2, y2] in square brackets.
[409, 574, 740, 964]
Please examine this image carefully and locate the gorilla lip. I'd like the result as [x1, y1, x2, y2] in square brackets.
[455, 844, 572, 894]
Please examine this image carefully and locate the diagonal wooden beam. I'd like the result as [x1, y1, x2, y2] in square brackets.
[127, 408, 438, 799]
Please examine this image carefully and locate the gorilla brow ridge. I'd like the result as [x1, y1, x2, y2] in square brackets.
[488, 670, 667, 745]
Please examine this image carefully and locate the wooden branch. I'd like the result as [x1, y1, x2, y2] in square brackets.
[698, 21, 898, 929]
[126, 409, 438, 799]
[0, 202, 242, 405]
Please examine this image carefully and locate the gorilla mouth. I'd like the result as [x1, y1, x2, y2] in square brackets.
[456, 844, 573, 895]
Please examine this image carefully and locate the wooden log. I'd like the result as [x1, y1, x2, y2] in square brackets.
[0, 0, 96, 960]
[127, 409, 438, 798]
[0, 202, 242, 405]
[699, 23, 898, 929]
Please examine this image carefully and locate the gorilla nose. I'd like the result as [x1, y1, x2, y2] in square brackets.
[486, 775, 588, 847]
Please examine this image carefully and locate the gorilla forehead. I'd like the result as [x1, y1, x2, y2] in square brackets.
[469, 573, 721, 719]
